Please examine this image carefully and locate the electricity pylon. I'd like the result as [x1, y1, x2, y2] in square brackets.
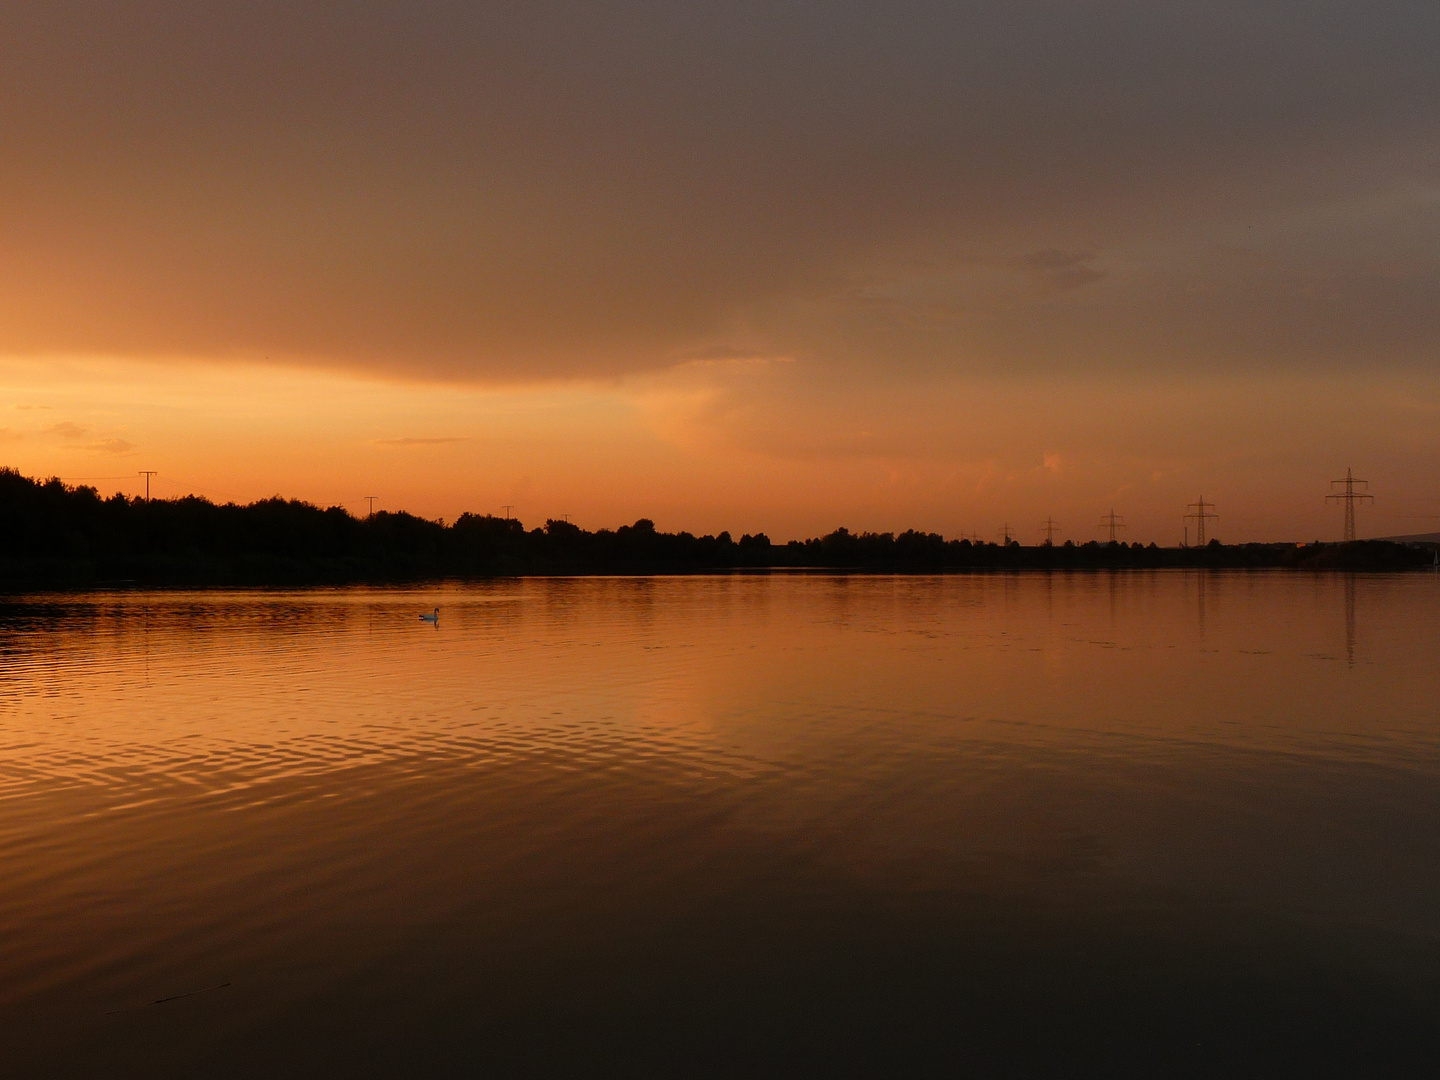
[1099, 509, 1125, 543]
[1040, 516, 1060, 546]
[1327, 468, 1372, 541]
[997, 523, 1014, 546]
[1184, 497, 1219, 545]
[365, 496, 378, 518]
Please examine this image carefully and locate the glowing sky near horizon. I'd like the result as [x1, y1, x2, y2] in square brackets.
[2, 2, 1439, 542]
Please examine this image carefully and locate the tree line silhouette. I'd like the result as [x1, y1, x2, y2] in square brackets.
[1, 469, 1430, 588]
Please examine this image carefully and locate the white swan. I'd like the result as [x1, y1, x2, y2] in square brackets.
[419, 607, 440, 623]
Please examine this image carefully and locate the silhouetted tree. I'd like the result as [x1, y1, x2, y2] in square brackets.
[0, 467, 1431, 587]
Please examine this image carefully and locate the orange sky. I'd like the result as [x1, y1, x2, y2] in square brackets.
[2, 3, 1438, 542]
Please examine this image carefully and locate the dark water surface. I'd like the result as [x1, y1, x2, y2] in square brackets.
[2, 573, 1438, 1076]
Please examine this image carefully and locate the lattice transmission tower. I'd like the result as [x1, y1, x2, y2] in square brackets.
[1184, 496, 1219, 545]
[1099, 509, 1125, 543]
[1327, 468, 1372, 541]
[1040, 516, 1060, 546]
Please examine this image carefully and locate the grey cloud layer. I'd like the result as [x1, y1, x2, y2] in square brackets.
[1, 1, 1436, 377]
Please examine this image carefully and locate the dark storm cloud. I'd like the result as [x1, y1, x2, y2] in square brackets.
[0, 1, 1437, 377]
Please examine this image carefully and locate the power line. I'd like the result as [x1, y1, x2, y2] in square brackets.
[365, 496, 379, 518]
[1327, 468, 1373, 541]
[1184, 496, 1219, 545]
[149, 474, 252, 505]
[138, 470, 157, 502]
[1099, 509, 1126, 543]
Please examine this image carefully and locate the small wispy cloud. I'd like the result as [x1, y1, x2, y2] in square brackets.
[919, 302, 968, 325]
[675, 344, 754, 362]
[46, 421, 89, 439]
[1018, 249, 1107, 292]
[86, 438, 135, 454]
[373, 436, 471, 446]
[672, 344, 794, 367]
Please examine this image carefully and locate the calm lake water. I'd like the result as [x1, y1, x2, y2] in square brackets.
[2, 572, 1438, 1076]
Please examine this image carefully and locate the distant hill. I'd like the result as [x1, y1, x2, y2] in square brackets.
[1375, 532, 1440, 544]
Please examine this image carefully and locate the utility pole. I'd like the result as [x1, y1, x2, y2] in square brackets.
[502, 504, 515, 520]
[139, 471, 157, 502]
[1099, 509, 1126, 543]
[365, 496, 378, 518]
[1040, 516, 1060, 546]
[1184, 496, 1219, 545]
[1327, 468, 1372, 541]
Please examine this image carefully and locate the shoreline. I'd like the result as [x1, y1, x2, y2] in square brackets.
[3, 544, 1436, 596]
[5, 470, 1435, 589]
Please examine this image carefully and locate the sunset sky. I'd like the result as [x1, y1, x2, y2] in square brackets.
[2, 2, 1438, 542]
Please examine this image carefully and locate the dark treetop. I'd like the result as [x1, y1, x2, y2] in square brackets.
[1, 470, 1431, 588]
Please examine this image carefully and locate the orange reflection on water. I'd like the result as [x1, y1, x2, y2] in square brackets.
[2, 572, 1439, 1074]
